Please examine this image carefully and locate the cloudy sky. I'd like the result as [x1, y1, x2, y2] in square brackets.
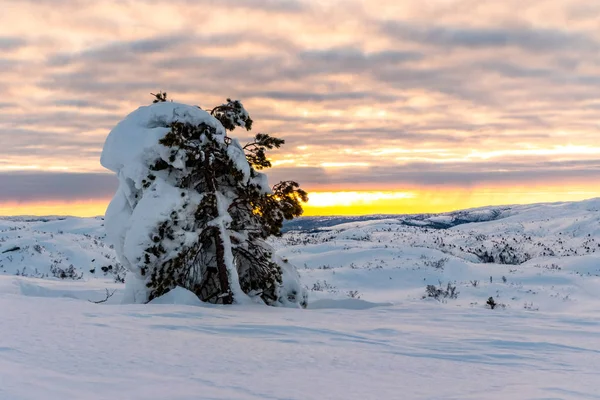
[1, 0, 599, 216]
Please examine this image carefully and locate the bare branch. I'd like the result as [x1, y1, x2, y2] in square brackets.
[89, 288, 116, 304]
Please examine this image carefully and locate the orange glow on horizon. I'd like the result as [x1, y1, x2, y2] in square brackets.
[1, 187, 599, 218]
[0, 200, 111, 218]
[302, 188, 600, 216]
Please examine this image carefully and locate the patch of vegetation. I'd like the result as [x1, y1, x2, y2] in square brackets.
[423, 281, 459, 301]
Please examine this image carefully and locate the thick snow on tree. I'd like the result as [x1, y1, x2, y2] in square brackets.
[101, 99, 307, 307]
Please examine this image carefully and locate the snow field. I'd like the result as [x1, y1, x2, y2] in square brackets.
[2, 198, 600, 398]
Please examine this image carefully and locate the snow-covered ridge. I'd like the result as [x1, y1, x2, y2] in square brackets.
[0, 216, 123, 281]
[285, 199, 600, 264]
[2, 197, 599, 287]
[283, 197, 600, 232]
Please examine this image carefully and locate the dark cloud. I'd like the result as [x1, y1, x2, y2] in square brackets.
[0, 127, 109, 159]
[1, 158, 598, 205]
[371, 66, 471, 97]
[477, 60, 600, 91]
[0, 58, 20, 71]
[205, 0, 306, 12]
[8, 111, 117, 132]
[39, 68, 162, 97]
[145, 0, 307, 12]
[0, 37, 27, 51]
[48, 34, 192, 66]
[150, 47, 422, 88]
[288, 127, 466, 145]
[268, 159, 600, 189]
[53, 99, 121, 111]
[153, 54, 281, 77]
[282, 48, 423, 81]
[478, 62, 554, 79]
[0, 172, 117, 203]
[299, 48, 423, 65]
[247, 90, 398, 103]
[15, 0, 307, 12]
[381, 22, 599, 52]
[48, 32, 297, 67]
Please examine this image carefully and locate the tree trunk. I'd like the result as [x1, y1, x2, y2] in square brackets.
[203, 155, 233, 304]
[213, 226, 233, 304]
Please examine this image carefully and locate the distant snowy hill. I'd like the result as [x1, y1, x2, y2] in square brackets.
[2, 198, 600, 399]
[283, 198, 600, 232]
[1, 198, 600, 291]
[270, 198, 600, 311]
[281, 205, 509, 232]
[0, 216, 122, 281]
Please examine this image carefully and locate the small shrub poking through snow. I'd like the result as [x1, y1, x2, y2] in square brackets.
[424, 282, 459, 301]
[311, 280, 336, 292]
[423, 257, 449, 269]
[50, 263, 82, 280]
[523, 302, 539, 311]
[99, 264, 126, 283]
[486, 296, 506, 310]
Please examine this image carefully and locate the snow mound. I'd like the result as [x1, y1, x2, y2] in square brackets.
[148, 286, 205, 306]
[101, 102, 224, 179]
[308, 298, 393, 310]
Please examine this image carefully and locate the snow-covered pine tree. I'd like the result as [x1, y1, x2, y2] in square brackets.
[101, 93, 308, 307]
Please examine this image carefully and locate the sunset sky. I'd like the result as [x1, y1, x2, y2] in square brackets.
[1, 0, 599, 216]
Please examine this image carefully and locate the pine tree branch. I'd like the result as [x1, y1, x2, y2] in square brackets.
[208, 105, 238, 116]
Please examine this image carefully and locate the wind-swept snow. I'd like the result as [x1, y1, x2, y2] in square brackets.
[1, 275, 600, 400]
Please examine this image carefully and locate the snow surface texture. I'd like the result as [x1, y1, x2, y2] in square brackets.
[2, 199, 600, 398]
